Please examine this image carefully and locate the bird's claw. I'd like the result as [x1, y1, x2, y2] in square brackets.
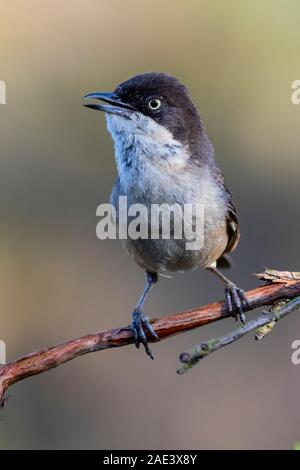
[131, 309, 159, 359]
[225, 283, 249, 324]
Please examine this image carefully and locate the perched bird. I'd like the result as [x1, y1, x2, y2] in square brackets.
[84, 72, 248, 358]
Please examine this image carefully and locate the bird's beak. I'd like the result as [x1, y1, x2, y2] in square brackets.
[83, 92, 135, 115]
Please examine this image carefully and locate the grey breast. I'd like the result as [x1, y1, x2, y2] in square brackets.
[110, 168, 229, 276]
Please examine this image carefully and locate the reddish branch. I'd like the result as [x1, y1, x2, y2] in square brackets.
[1, 270, 300, 407]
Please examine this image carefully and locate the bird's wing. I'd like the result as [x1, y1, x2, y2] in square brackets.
[212, 166, 240, 256]
[216, 197, 240, 270]
[224, 197, 240, 254]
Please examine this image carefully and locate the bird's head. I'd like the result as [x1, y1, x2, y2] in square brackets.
[84, 72, 205, 153]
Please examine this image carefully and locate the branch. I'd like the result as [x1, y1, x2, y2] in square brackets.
[177, 296, 300, 374]
[1, 269, 300, 407]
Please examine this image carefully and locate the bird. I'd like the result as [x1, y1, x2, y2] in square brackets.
[84, 72, 249, 359]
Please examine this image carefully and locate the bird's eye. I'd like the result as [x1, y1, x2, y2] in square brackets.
[148, 98, 162, 111]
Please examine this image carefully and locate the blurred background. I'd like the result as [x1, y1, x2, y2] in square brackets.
[0, 0, 300, 450]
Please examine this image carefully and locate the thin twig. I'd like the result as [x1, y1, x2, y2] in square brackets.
[177, 296, 300, 374]
[1, 269, 300, 407]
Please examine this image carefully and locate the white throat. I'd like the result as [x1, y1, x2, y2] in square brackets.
[106, 112, 189, 193]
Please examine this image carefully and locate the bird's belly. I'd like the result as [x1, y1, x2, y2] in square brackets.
[111, 166, 229, 275]
[122, 221, 227, 276]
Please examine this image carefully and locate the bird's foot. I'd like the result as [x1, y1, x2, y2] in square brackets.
[225, 282, 249, 324]
[131, 309, 159, 359]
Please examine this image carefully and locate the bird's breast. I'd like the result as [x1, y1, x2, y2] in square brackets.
[107, 113, 229, 274]
[111, 163, 229, 275]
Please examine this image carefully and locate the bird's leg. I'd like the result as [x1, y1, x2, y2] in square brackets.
[130, 271, 159, 359]
[207, 266, 249, 323]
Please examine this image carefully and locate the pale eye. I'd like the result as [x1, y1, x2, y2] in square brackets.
[148, 98, 162, 111]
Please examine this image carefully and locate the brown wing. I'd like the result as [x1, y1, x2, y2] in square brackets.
[212, 166, 240, 257]
[216, 198, 240, 269]
[224, 199, 240, 254]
